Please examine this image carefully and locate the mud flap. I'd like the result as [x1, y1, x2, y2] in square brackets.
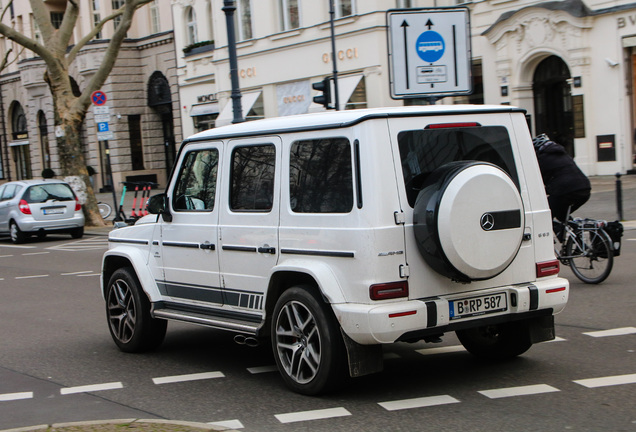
[528, 315, 555, 343]
[340, 329, 383, 378]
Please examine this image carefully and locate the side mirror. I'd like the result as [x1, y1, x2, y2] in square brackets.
[147, 193, 172, 222]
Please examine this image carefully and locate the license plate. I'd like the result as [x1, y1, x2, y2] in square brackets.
[43, 207, 65, 215]
[449, 292, 507, 320]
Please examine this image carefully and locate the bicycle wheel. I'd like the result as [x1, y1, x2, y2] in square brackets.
[566, 229, 613, 284]
[98, 202, 112, 219]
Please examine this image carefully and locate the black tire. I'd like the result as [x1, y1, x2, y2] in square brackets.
[10, 221, 26, 244]
[105, 267, 167, 352]
[456, 320, 532, 360]
[70, 226, 84, 239]
[271, 286, 347, 395]
[36, 231, 47, 241]
[566, 229, 613, 284]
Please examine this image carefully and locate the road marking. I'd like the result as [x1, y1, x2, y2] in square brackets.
[62, 271, 95, 276]
[23, 252, 50, 256]
[47, 237, 109, 252]
[247, 365, 278, 374]
[546, 336, 567, 342]
[208, 419, 244, 429]
[152, 371, 224, 385]
[583, 327, 636, 337]
[478, 384, 559, 399]
[416, 345, 465, 356]
[378, 395, 460, 411]
[15, 274, 49, 279]
[0, 391, 33, 401]
[60, 382, 123, 395]
[275, 407, 351, 424]
[0, 254, 13, 258]
[77, 273, 101, 277]
[574, 373, 636, 388]
[0, 244, 36, 249]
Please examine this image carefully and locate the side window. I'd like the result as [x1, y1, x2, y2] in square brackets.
[2, 184, 18, 200]
[398, 126, 519, 207]
[290, 138, 353, 213]
[0, 185, 5, 201]
[230, 144, 275, 211]
[173, 149, 219, 211]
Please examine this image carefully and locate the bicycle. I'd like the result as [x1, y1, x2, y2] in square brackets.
[553, 206, 622, 284]
[97, 201, 112, 219]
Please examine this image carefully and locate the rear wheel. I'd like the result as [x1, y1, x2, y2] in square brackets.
[70, 226, 84, 239]
[456, 321, 532, 360]
[10, 221, 26, 244]
[105, 267, 167, 352]
[566, 229, 613, 284]
[271, 286, 346, 395]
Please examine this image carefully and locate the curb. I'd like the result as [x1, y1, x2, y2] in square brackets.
[0, 418, 239, 432]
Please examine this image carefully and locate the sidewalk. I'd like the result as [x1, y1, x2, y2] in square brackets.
[88, 174, 636, 235]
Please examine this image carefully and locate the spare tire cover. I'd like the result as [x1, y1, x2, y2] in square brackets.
[413, 161, 524, 282]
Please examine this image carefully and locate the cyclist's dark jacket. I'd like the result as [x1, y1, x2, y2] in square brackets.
[535, 141, 591, 196]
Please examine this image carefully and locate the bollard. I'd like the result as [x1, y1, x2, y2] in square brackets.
[615, 172, 623, 221]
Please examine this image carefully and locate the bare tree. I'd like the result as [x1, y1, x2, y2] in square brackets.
[0, 0, 153, 226]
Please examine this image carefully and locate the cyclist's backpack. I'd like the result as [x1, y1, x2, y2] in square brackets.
[604, 221, 624, 257]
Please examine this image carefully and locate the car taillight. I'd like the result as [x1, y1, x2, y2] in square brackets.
[536, 259, 560, 278]
[370, 281, 409, 300]
[75, 197, 81, 211]
[19, 199, 31, 215]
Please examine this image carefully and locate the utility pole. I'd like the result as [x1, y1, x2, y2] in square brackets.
[223, 0, 244, 123]
[328, 0, 340, 110]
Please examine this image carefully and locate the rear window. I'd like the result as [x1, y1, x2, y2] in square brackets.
[24, 183, 75, 204]
[398, 126, 519, 207]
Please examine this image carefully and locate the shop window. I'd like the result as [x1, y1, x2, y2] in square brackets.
[345, 76, 367, 110]
[246, 93, 264, 122]
[38, 111, 50, 170]
[194, 114, 218, 133]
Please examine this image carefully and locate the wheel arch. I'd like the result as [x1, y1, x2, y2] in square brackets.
[101, 248, 160, 301]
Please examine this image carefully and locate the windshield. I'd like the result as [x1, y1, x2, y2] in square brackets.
[24, 183, 75, 204]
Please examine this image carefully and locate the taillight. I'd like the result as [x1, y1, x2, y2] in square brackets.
[19, 199, 31, 215]
[370, 281, 409, 300]
[536, 259, 560, 278]
[75, 197, 81, 211]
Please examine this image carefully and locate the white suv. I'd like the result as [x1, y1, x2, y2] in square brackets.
[102, 105, 569, 395]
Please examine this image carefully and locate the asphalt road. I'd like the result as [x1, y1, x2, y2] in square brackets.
[0, 232, 635, 431]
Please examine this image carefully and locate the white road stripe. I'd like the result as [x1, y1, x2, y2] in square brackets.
[378, 395, 460, 411]
[275, 407, 351, 424]
[478, 384, 559, 399]
[23, 252, 50, 256]
[60, 382, 123, 395]
[152, 371, 224, 385]
[574, 373, 636, 388]
[208, 419, 244, 429]
[247, 365, 278, 374]
[0, 392, 33, 401]
[0, 244, 36, 249]
[15, 275, 49, 279]
[62, 271, 94, 275]
[583, 327, 636, 337]
[545, 336, 567, 342]
[416, 345, 465, 356]
[0, 255, 14, 258]
[77, 274, 101, 277]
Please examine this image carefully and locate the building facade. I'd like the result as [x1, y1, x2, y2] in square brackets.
[174, 0, 636, 176]
[0, 0, 182, 191]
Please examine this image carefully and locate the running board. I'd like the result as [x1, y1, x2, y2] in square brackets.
[152, 307, 261, 335]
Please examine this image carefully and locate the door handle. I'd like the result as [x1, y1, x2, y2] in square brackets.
[199, 243, 215, 250]
[258, 246, 276, 254]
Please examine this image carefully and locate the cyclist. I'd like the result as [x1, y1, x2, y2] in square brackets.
[533, 133, 591, 237]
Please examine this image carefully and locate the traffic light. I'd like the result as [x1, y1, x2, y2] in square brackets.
[312, 76, 334, 109]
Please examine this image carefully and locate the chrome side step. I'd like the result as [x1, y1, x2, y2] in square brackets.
[152, 307, 261, 335]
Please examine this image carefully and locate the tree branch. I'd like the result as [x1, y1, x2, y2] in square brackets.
[67, 8, 125, 64]
[29, 0, 55, 42]
[56, 0, 79, 52]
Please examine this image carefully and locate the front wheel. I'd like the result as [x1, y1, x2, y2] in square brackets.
[10, 221, 26, 244]
[271, 286, 346, 395]
[105, 267, 167, 352]
[456, 321, 533, 360]
[566, 229, 613, 284]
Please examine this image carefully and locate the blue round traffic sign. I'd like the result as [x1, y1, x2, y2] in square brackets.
[91, 90, 107, 106]
[416, 31, 445, 63]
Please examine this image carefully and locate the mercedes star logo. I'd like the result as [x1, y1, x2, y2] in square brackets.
[481, 213, 495, 231]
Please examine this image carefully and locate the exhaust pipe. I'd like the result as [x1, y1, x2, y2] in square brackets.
[234, 334, 259, 347]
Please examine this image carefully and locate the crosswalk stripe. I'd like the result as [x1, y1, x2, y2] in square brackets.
[152, 372, 224, 385]
[574, 373, 636, 388]
[478, 384, 559, 399]
[275, 407, 351, 423]
[379, 395, 460, 411]
[583, 327, 636, 337]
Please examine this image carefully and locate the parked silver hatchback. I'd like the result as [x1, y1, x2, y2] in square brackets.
[0, 179, 85, 243]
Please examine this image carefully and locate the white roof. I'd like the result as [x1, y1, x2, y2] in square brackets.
[185, 104, 523, 143]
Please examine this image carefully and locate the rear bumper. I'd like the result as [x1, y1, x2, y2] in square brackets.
[332, 277, 569, 345]
[18, 214, 85, 233]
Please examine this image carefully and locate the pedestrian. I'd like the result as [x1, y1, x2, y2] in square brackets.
[532, 133, 591, 233]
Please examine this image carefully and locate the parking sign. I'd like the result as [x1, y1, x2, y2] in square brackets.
[387, 8, 472, 99]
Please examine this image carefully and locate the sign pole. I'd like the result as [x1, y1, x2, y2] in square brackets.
[328, 0, 340, 110]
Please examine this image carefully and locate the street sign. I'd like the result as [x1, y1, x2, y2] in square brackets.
[93, 105, 109, 115]
[91, 90, 107, 106]
[97, 122, 110, 132]
[97, 130, 114, 141]
[387, 8, 472, 99]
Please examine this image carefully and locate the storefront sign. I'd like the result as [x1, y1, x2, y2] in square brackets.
[277, 81, 311, 117]
[197, 94, 217, 103]
[322, 48, 359, 63]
